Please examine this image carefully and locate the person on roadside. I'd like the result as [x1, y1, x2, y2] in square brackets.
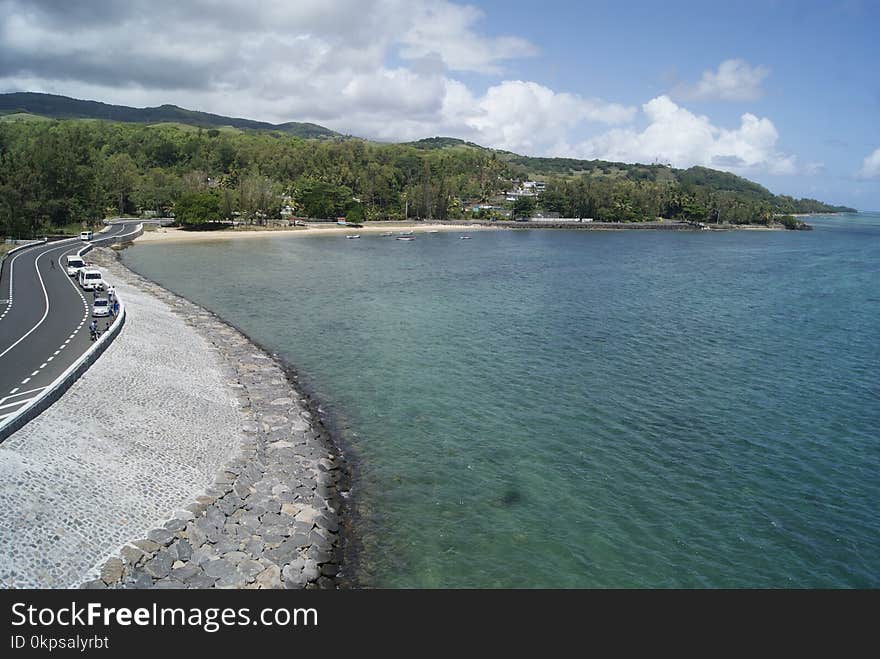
[89, 319, 98, 341]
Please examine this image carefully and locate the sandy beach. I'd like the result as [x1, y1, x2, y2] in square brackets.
[135, 223, 502, 244]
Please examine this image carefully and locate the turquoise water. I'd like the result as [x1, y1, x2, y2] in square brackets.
[123, 214, 880, 588]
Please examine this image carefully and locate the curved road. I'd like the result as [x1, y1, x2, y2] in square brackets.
[0, 222, 142, 426]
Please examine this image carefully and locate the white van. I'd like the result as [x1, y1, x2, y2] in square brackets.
[78, 268, 105, 291]
[80, 231, 93, 241]
[65, 255, 86, 276]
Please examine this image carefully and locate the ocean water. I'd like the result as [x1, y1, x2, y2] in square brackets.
[122, 214, 880, 588]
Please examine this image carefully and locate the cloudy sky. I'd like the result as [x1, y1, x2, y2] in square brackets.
[1, 0, 878, 208]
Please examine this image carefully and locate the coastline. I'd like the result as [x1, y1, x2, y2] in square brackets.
[136, 222, 502, 244]
[83, 248, 352, 589]
[133, 219, 795, 245]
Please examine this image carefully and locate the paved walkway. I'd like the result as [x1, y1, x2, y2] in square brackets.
[0, 250, 246, 588]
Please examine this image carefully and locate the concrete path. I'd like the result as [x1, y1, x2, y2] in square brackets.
[0, 248, 246, 588]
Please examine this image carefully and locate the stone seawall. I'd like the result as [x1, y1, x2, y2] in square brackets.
[84, 249, 347, 589]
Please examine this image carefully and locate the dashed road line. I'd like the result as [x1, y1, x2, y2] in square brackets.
[0, 242, 79, 359]
[0, 386, 46, 403]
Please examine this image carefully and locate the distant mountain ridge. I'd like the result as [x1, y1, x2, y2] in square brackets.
[0, 92, 340, 139]
[0, 92, 857, 213]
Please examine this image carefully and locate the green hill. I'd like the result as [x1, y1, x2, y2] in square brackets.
[410, 137, 854, 214]
[0, 95, 855, 237]
[0, 92, 340, 139]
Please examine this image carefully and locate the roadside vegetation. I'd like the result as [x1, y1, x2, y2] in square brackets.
[0, 118, 854, 238]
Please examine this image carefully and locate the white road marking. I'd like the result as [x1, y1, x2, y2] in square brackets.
[0, 227, 130, 418]
[0, 386, 46, 402]
[0, 242, 79, 359]
[1, 239, 77, 322]
[0, 397, 35, 411]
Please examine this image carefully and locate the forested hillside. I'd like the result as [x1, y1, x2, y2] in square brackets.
[0, 92, 339, 139]
[0, 114, 854, 238]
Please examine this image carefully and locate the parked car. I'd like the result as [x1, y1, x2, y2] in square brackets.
[78, 268, 105, 291]
[92, 297, 111, 318]
[80, 230, 93, 241]
[65, 255, 86, 276]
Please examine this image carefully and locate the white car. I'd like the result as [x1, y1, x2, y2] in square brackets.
[78, 268, 105, 291]
[92, 297, 111, 318]
[65, 255, 86, 276]
[80, 231, 93, 241]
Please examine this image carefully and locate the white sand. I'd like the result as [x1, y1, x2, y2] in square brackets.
[136, 223, 503, 244]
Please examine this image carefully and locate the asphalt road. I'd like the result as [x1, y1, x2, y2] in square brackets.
[0, 222, 141, 425]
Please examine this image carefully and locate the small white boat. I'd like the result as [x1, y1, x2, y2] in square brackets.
[396, 236, 415, 241]
[346, 234, 361, 239]
[380, 232, 394, 237]
[459, 235, 472, 240]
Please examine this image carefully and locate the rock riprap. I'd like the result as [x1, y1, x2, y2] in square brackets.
[81, 249, 347, 589]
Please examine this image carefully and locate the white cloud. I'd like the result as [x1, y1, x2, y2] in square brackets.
[0, 1, 816, 178]
[398, 1, 537, 74]
[0, 0, 633, 156]
[463, 81, 635, 153]
[575, 95, 804, 175]
[857, 148, 880, 179]
[679, 59, 770, 101]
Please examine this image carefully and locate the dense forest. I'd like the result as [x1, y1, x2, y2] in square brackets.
[0, 110, 855, 238]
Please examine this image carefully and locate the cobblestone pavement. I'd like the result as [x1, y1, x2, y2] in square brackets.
[0, 250, 246, 588]
[83, 249, 347, 589]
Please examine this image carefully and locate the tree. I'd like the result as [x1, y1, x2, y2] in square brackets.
[294, 178, 351, 219]
[102, 152, 139, 215]
[219, 188, 238, 223]
[538, 184, 566, 214]
[239, 173, 278, 225]
[512, 196, 536, 219]
[174, 191, 220, 227]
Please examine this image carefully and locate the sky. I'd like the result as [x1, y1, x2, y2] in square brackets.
[1, 0, 878, 208]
